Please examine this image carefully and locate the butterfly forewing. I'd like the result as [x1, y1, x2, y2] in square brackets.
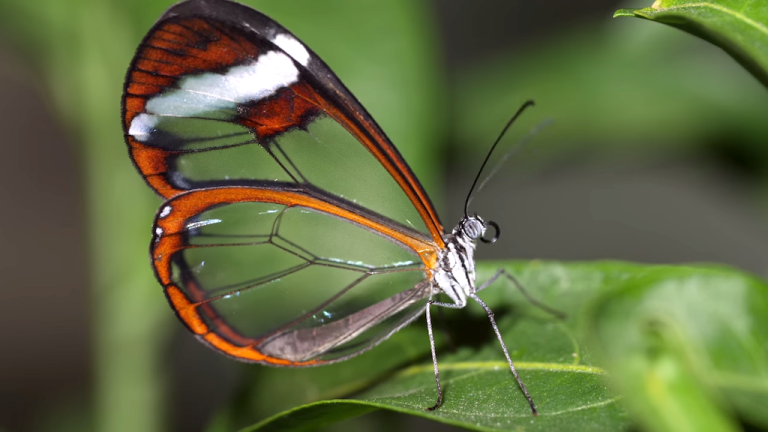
[123, 2, 443, 241]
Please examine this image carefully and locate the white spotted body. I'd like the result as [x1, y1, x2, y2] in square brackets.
[431, 216, 486, 307]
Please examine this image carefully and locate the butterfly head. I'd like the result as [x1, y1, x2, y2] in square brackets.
[457, 215, 500, 244]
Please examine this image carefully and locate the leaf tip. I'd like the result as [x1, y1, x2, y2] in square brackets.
[613, 9, 638, 18]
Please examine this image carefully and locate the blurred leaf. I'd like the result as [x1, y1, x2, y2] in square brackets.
[586, 265, 768, 432]
[209, 324, 432, 431]
[615, 1, 768, 88]
[452, 16, 768, 172]
[215, 261, 768, 432]
[0, 1, 170, 431]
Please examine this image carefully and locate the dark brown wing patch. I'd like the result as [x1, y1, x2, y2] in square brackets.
[239, 82, 322, 141]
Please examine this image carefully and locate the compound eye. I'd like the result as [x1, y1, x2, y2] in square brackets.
[463, 218, 485, 239]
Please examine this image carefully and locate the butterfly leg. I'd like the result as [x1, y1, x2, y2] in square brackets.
[425, 298, 464, 411]
[469, 293, 538, 416]
[477, 268, 566, 319]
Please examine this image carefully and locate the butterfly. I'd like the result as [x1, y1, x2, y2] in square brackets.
[122, 0, 543, 414]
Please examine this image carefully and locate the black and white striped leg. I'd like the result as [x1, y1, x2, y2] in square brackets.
[425, 300, 443, 411]
[425, 298, 464, 411]
[470, 293, 538, 416]
[478, 268, 566, 319]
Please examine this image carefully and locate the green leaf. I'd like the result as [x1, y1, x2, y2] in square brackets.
[220, 261, 768, 432]
[586, 265, 768, 432]
[615, 1, 768, 88]
[217, 261, 627, 430]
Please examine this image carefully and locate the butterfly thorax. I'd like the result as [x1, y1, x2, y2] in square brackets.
[432, 216, 486, 308]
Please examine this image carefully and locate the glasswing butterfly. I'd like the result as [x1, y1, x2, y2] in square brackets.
[122, 0, 548, 414]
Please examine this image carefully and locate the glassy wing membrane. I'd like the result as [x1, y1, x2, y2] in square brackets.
[152, 186, 437, 364]
[122, 0, 443, 243]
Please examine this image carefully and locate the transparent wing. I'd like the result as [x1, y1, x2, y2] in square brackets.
[153, 186, 437, 364]
[122, 0, 443, 243]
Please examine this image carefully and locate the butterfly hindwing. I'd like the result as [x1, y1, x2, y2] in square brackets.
[152, 186, 433, 364]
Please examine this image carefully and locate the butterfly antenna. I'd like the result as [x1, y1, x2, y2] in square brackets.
[470, 117, 554, 205]
[464, 100, 535, 218]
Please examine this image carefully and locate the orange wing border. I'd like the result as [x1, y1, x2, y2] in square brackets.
[152, 185, 439, 365]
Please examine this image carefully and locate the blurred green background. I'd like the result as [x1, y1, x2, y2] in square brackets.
[0, 0, 766, 431]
